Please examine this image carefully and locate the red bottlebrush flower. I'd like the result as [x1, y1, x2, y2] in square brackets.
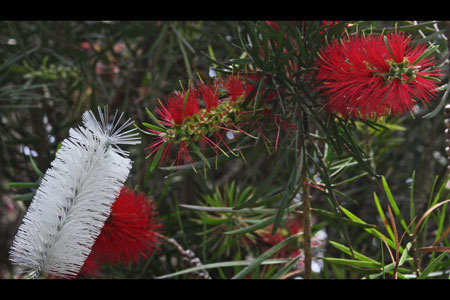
[315, 32, 442, 119]
[223, 75, 246, 102]
[197, 80, 219, 112]
[157, 89, 200, 126]
[79, 187, 161, 276]
[145, 74, 267, 168]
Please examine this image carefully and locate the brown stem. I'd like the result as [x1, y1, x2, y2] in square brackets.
[301, 111, 312, 279]
[155, 232, 186, 255]
[302, 166, 312, 279]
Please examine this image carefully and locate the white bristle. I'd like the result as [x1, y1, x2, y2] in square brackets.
[9, 107, 141, 279]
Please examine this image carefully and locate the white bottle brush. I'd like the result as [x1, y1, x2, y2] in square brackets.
[9, 107, 141, 279]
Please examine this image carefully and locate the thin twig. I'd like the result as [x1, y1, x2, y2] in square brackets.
[300, 110, 312, 279]
[301, 163, 312, 279]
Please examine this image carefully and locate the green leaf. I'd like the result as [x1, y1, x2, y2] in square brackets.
[225, 202, 303, 235]
[329, 241, 380, 265]
[190, 143, 211, 169]
[29, 154, 44, 178]
[134, 123, 158, 136]
[423, 77, 450, 119]
[312, 208, 376, 230]
[373, 192, 396, 242]
[412, 44, 439, 66]
[417, 251, 449, 279]
[155, 259, 289, 279]
[321, 257, 381, 269]
[145, 107, 166, 129]
[340, 205, 403, 253]
[381, 176, 410, 234]
[142, 122, 165, 133]
[384, 35, 396, 60]
[182, 88, 190, 119]
[225, 216, 275, 235]
[271, 189, 293, 235]
[7, 182, 40, 189]
[398, 242, 412, 267]
[181, 204, 281, 215]
[12, 192, 35, 202]
[272, 254, 302, 279]
[174, 28, 194, 82]
[231, 232, 302, 279]
[331, 172, 368, 187]
[148, 143, 167, 173]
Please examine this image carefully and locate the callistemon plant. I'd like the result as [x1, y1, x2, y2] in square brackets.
[315, 32, 443, 119]
[144, 74, 270, 170]
[79, 187, 161, 277]
[9, 107, 141, 279]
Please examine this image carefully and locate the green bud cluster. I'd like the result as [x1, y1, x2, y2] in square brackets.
[382, 58, 418, 83]
[164, 96, 250, 146]
[366, 57, 419, 84]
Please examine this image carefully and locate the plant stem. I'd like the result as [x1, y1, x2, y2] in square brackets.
[301, 110, 312, 279]
[302, 164, 312, 279]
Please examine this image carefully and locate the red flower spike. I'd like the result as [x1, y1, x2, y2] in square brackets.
[315, 32, 442, 119]
[79, 187, 162, 276]
[158, 89, 200, 125]
[223, 75, 245, 102]
[197, 80, 219, 112]
[145, 73, 277, 168]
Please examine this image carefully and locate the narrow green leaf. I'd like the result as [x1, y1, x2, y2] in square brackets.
[134, 123, 158, 136]
[331, 172, 368, 187]
[149, 143, 166, 172]
[321, 257, 381, 269]
[7, 182, 39, 189]
[340, 205, 403, 253]
[312, 208, 376, 229]
[381, 176, 410, 234]
[399, 242, 412, 267]
[272, 254, 302, 279]
[232, 232, 302, 279]
[225, 216, 275, 235]
[417, 251, 449, 279]
[271, 189, 292, 235]
[384, 35, 396, 60]
[175, 30, 194, 82]
[182, 89, 190, 119]
[412, 44, 439, 66]
[29, 154, 44, 178]
[145, 107, 165, 129]
[190, 143, 211, 169]
[142, 122, 165, 133]
[171, 24, 195, 54]
[365, 261, 412, 279]
[423, 77, 450, 119]
[373, 192, 396, 242]
[180, 204, 280, 215]
[12, 192, 35, 202]
[155, 259, 289, 279]
[225, 202, 303, 235]
[252, 76, 266, 115]
[329, 241, 380, 265]
[417, 74, 441, 82]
